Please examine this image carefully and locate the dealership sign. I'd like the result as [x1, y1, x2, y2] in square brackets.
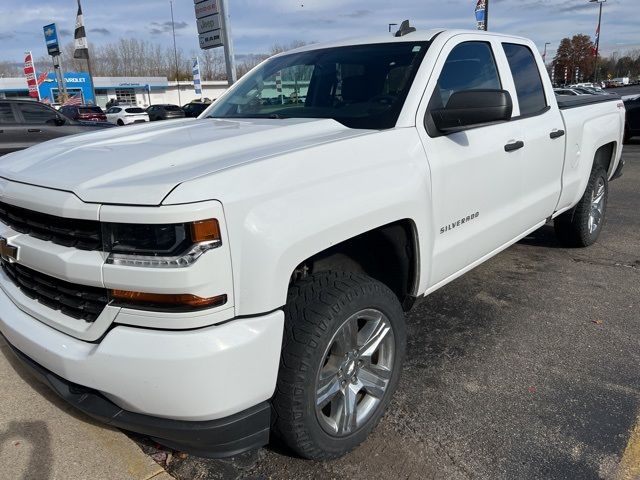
[195, 0, 224, 50]
[43, 23, 60, 56]
[194, 0, 219, 19]
[197, 14, 220, 33]
[199, 30, 223, 49]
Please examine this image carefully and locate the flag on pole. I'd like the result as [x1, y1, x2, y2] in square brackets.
[192, 58, 202, 97]
[23, 52, 41, 99]
[62, 93, 83, 106]
[73, 0, 89, 59]
[475, 0, 487, 31]
[592, 24, 600, 57]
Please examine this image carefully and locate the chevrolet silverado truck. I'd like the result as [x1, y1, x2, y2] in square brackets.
[0, 28, 625, 460]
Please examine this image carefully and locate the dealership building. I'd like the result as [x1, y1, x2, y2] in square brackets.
[0, 71, 228, 108]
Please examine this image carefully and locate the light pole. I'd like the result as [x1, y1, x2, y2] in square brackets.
[543, 42, 551, 63]
[589, 0, 606, 83]
[170, 1, 181, 105]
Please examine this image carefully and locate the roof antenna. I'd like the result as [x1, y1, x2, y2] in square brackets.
[395, 20, 416, 37]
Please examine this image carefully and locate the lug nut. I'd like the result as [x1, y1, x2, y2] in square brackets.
[341, 380, 347, 388]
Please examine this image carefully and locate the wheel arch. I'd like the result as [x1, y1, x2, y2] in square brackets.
[289, 219, 421, 311]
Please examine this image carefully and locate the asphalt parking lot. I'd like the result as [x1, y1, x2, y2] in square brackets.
[133, 140, 639, 479]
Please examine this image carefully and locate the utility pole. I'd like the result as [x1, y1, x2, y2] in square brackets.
[219, 0, 237, 85]
[590, 0, 606, 83]
[170, 1, 182, 104]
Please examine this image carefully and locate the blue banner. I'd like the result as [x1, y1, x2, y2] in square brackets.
[475, 0, 487, 30]
[43, 23, 60, 56]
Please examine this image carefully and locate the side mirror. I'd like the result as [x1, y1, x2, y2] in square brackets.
[50, 116, 66, 126]
[431, 89, 513, 134]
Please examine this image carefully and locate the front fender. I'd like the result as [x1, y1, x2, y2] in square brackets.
[164, 128, 433, 315]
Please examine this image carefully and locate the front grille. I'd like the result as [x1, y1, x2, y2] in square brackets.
[2, 261, 108, 322]
[0, 201, 102, 251]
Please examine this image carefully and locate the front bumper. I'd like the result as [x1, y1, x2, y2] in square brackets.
[0, 282, 284, 421]
[3, 340, 271, 457]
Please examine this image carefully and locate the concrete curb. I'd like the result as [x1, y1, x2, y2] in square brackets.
[0, 337, 173, 480]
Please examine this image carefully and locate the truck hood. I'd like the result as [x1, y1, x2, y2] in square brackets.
[0, 117, 367, 205]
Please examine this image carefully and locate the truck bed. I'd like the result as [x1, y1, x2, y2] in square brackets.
[557, 94, 621, 110]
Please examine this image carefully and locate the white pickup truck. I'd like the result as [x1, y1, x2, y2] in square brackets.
[0, 28, 625, 459]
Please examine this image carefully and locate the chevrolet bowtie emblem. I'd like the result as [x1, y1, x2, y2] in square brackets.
[0, 237, 18, 263]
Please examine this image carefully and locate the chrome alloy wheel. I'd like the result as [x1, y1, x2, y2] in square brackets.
[315, 309, 395, 437]
[588, 177, 606, 234]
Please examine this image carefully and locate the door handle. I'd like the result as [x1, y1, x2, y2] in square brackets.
[27, 128, 41, 133]
[550, 129, 565, 139]
[504, 140, 524, 152]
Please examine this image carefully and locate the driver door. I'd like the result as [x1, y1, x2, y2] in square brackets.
[416, 36, 528, 287]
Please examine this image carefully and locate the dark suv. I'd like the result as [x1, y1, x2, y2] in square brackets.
[146, 104, 186, 121]
[182, 101, 212, 118]
[59, 104, 108, 123]
[0, 99, 113, 156]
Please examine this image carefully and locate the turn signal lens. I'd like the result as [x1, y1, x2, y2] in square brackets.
[111, 290, 227, 310]
[190, 219, 221, 243]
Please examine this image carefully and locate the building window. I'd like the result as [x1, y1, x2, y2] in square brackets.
[115, 88, 137, 105]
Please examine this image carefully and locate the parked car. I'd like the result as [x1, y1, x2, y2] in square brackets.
[105, 106, 149, 126]
[0, 99, 113, 156]
[182, 101, 211, 118]
[623, 95, 640, 143]
[554, 88, 587, 96]
[0, 29, 625, 460]
[59, 105, 108, 123]
[146, 104, 186, 121]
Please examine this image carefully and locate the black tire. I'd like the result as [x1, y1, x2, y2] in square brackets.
[554, 166, 608, 247]
[116, 119, 124, 126]
[272, 271, 406, 460]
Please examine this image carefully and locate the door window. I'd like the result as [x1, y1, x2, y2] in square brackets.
[433, 42, 501, 108]
[0, 103, 16, 123]
[17, 102, 59, 124]
[502, 43, 547, 116]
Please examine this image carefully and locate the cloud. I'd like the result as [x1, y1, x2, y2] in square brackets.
[0, 32, 14, 40]
[149, 20, 188, 35]
[58, 28, 72, 37]
[90, 28, 111, 35]
[340, 9, 373, 18]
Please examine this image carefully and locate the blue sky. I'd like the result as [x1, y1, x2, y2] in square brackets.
[1, 0, 638, 64]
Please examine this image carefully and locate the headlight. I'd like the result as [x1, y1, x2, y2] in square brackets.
[104, 219, 221, 268]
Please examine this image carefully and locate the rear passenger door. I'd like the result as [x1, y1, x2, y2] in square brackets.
[15, 102, 79, 144]
[499, 42, 565, 220]
[0, 102, 24, 155]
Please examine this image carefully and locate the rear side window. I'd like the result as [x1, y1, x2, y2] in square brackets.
[503, 43, 547, 116]
[164, 105, 181, 111]
[0, 103, 16, 123]
[79, 107, 103, 114]
[125, 107, 144, 113]
[17, 102, 59, 124]
[433, 41, 501, 107]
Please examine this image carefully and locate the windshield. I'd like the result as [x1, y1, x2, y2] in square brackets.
[206, 42, 430, 129]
